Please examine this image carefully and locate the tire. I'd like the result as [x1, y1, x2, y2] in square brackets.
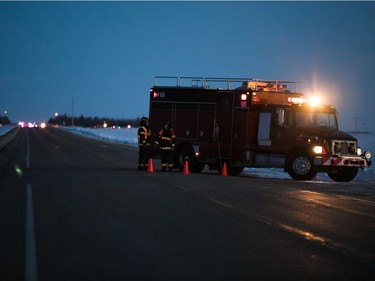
[327, 167, 358, 182]
[286, 150, 317, 181]
[175, 144, 205, 173]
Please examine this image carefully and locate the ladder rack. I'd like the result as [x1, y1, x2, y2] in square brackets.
[154, 76, 299, 93]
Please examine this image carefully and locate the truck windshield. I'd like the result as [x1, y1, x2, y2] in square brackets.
[295, 112, 337, 130]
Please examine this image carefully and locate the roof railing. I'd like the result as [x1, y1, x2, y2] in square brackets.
[154, 76, 299, 93]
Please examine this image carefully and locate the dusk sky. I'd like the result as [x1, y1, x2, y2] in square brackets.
[1, 1, 375, 132]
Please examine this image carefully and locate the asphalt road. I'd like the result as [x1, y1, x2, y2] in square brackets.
[1, 127, 374, 281]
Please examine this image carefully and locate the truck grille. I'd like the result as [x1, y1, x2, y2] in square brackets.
[331, 140, 357, 156]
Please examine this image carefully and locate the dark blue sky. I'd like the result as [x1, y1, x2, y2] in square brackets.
[1, 1, 375, 132]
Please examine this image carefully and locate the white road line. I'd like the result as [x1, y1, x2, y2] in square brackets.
[210, 198, 234, 209]
[25, 132, 38, 281]
[25, 184, 38, 281]
[26, 129, 30, 169]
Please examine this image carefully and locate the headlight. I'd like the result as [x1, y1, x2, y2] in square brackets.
[363, 151, 371, 159]
[313, 146, 323, 154]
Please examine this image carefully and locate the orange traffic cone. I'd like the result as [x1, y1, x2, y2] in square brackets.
[221, 162, 228, 177]
[148, 158, 154, 173]
[183, 160, 189, 175]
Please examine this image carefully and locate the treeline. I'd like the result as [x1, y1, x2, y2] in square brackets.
[0, 116, 11, 125]
[48, 114, 141, 128]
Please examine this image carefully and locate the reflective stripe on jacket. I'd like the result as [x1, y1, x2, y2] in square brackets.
[138, 126, 151, 147]
[156, 128, 176, 150]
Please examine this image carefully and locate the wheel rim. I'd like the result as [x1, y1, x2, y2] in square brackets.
[293, 157, 311, 175]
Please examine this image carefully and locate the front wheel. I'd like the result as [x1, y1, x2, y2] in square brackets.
[327, 167, 358, 182]
[286, 150, 317, 181]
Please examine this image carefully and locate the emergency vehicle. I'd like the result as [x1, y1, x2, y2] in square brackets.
[149, 76, 371, 182]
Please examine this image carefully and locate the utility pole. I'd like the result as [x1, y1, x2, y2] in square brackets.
[72, 98, 74, 127]
[354, 116, 360, 132]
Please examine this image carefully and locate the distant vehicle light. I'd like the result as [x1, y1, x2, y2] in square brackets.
[127, 124, 132, 129]
[40, 122, 46, 129]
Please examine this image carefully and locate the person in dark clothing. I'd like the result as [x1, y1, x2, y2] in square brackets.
[137, 117, 151, 170]
[155, 121, 176, 171]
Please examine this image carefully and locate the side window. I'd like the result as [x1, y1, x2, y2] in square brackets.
[285, 109, 294, 127]
[275, 108, 292, 128]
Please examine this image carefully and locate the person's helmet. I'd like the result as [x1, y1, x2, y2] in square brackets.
[140, 117, 149, 127]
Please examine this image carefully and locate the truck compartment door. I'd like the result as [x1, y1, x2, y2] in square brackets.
[230, 109, 249, 162]
[258, 112, 271, 146]
[174, 103, 198, 139]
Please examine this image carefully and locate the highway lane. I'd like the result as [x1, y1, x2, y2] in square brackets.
[0, 127, 374, 281]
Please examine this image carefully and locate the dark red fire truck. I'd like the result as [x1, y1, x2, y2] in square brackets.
[149, 76, 371, 182]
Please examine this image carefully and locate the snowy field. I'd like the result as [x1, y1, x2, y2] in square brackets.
[1, 125, 374, 183]
[0, 125, 15, 137]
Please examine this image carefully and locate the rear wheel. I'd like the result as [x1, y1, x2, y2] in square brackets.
[175, 144, 205, 173]
[286, 150, 317, 181]
[327, 167, 358, 182]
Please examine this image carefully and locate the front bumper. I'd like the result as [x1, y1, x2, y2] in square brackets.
[314, 156, 371, 168]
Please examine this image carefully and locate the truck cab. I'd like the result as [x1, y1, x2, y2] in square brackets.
[261, 103, 368, 181]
